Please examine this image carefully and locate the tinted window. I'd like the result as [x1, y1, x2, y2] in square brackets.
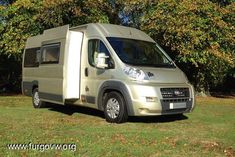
[24, 48, 40, 67]
[88, 39, 111, 67]
[41, 43, 60, 64]
[107, 37, 175, 68]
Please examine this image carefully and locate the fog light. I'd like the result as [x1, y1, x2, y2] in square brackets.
[139, 108, 149, 114]
[146, 97, 156, 102]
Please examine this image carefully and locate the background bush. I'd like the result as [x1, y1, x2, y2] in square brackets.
[0, 0, 234, 94]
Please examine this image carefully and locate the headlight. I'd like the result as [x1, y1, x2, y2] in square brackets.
[123, 66, 149, 81]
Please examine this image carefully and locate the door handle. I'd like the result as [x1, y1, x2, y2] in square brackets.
[85, 67, 88, 77]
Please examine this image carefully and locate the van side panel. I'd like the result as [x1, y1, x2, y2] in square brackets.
[37, 64, 64, 103]
[22, 35, 43, 96]
[23, 25, 70, 104]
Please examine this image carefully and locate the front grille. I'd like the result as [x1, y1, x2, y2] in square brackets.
[160, 88, 189, 98]
[163, 98, 189, 102]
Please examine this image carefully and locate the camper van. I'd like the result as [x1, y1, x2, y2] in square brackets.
[22, 23, 195, 123]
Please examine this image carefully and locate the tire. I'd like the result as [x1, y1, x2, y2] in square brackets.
[103, 91, 128, 123]
[32, 88, 45, 108]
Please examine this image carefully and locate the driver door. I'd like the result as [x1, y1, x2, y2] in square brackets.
[83, 39, 114, 105]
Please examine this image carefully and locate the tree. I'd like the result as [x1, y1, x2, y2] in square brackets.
[0, 0, 43, 92]
[138, 0, 235, 93]
[0, 0, 234, 93]
[36, 0, 123, 28]
[0, 0, 124, 59]
[0, 0, 16, 5]
[0, 0, 122, 92]
[209, 0, 233, 6]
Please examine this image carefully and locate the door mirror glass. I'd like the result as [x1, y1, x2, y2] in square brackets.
[96, 53, 109, 69]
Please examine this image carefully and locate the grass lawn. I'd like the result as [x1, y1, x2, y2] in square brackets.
[0, 95, 234, 157]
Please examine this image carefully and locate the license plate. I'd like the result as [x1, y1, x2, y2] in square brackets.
[169, 102, 186, 109]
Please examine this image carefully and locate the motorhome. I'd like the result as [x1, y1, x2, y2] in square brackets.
[22, 23, 195, 123]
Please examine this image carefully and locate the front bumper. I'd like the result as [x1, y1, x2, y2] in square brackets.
[127, 82, 195, 116]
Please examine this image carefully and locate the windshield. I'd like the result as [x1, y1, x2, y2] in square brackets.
[107, 37, 175, 68]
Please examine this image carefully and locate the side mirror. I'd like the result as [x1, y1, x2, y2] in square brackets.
[96, 53, 109, 69]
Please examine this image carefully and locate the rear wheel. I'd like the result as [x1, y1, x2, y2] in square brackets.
[104, 91, 128, 123]
[32, 88, 45, 108]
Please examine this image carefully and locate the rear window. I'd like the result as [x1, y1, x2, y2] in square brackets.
[41, 43, 60, 64]
[24, 48, 40, 67]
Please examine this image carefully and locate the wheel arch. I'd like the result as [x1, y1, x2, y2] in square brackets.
[31, 80, 39, 93]
[22, 80, 39, 96]
[97, 81, 134, 116]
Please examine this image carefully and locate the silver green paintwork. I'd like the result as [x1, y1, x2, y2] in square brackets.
[22, 23, 195, 116]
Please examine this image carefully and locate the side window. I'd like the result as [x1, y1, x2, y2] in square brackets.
[88, 39, 112, 67]
[88, 39, 99, 66]
[41, 43, 60, 64]
[24, 47, 40, 67]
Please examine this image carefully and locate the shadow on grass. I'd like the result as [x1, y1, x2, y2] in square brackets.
[46, 103, 188, 123]
[46, 103, 105, 119]
[128, 114, 188, 123]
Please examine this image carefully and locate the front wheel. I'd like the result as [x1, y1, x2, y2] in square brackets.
[104, 92, 128, 123]
[32, 88, 45, 108]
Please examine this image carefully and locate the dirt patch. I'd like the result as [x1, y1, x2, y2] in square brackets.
[162, 137, 179, 148]
[201, 140, 235, 157]
[201, 141, 221, 151]
[224, 147, 235, 157]
[111, 133, 127, 144]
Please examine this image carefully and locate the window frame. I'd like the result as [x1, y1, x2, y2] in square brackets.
[87, 39, 114, 69]
[23, 47, 41, 68]
[40, 43, 61, 64]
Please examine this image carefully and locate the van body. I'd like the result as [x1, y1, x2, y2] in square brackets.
[22, 23, 195, 123]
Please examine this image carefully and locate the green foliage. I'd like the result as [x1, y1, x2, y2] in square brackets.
[120, 0, 148, 28]
[139, 0, 235, 92]
[0, 0, 42, 60]
[0, 0, 120, 59]
[0, 0, 234, 93]
[36, 0, 121, 28]
[0, 0, 119, 92]
[209, 0, 234, 6]
[0, 0, 42, 91]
